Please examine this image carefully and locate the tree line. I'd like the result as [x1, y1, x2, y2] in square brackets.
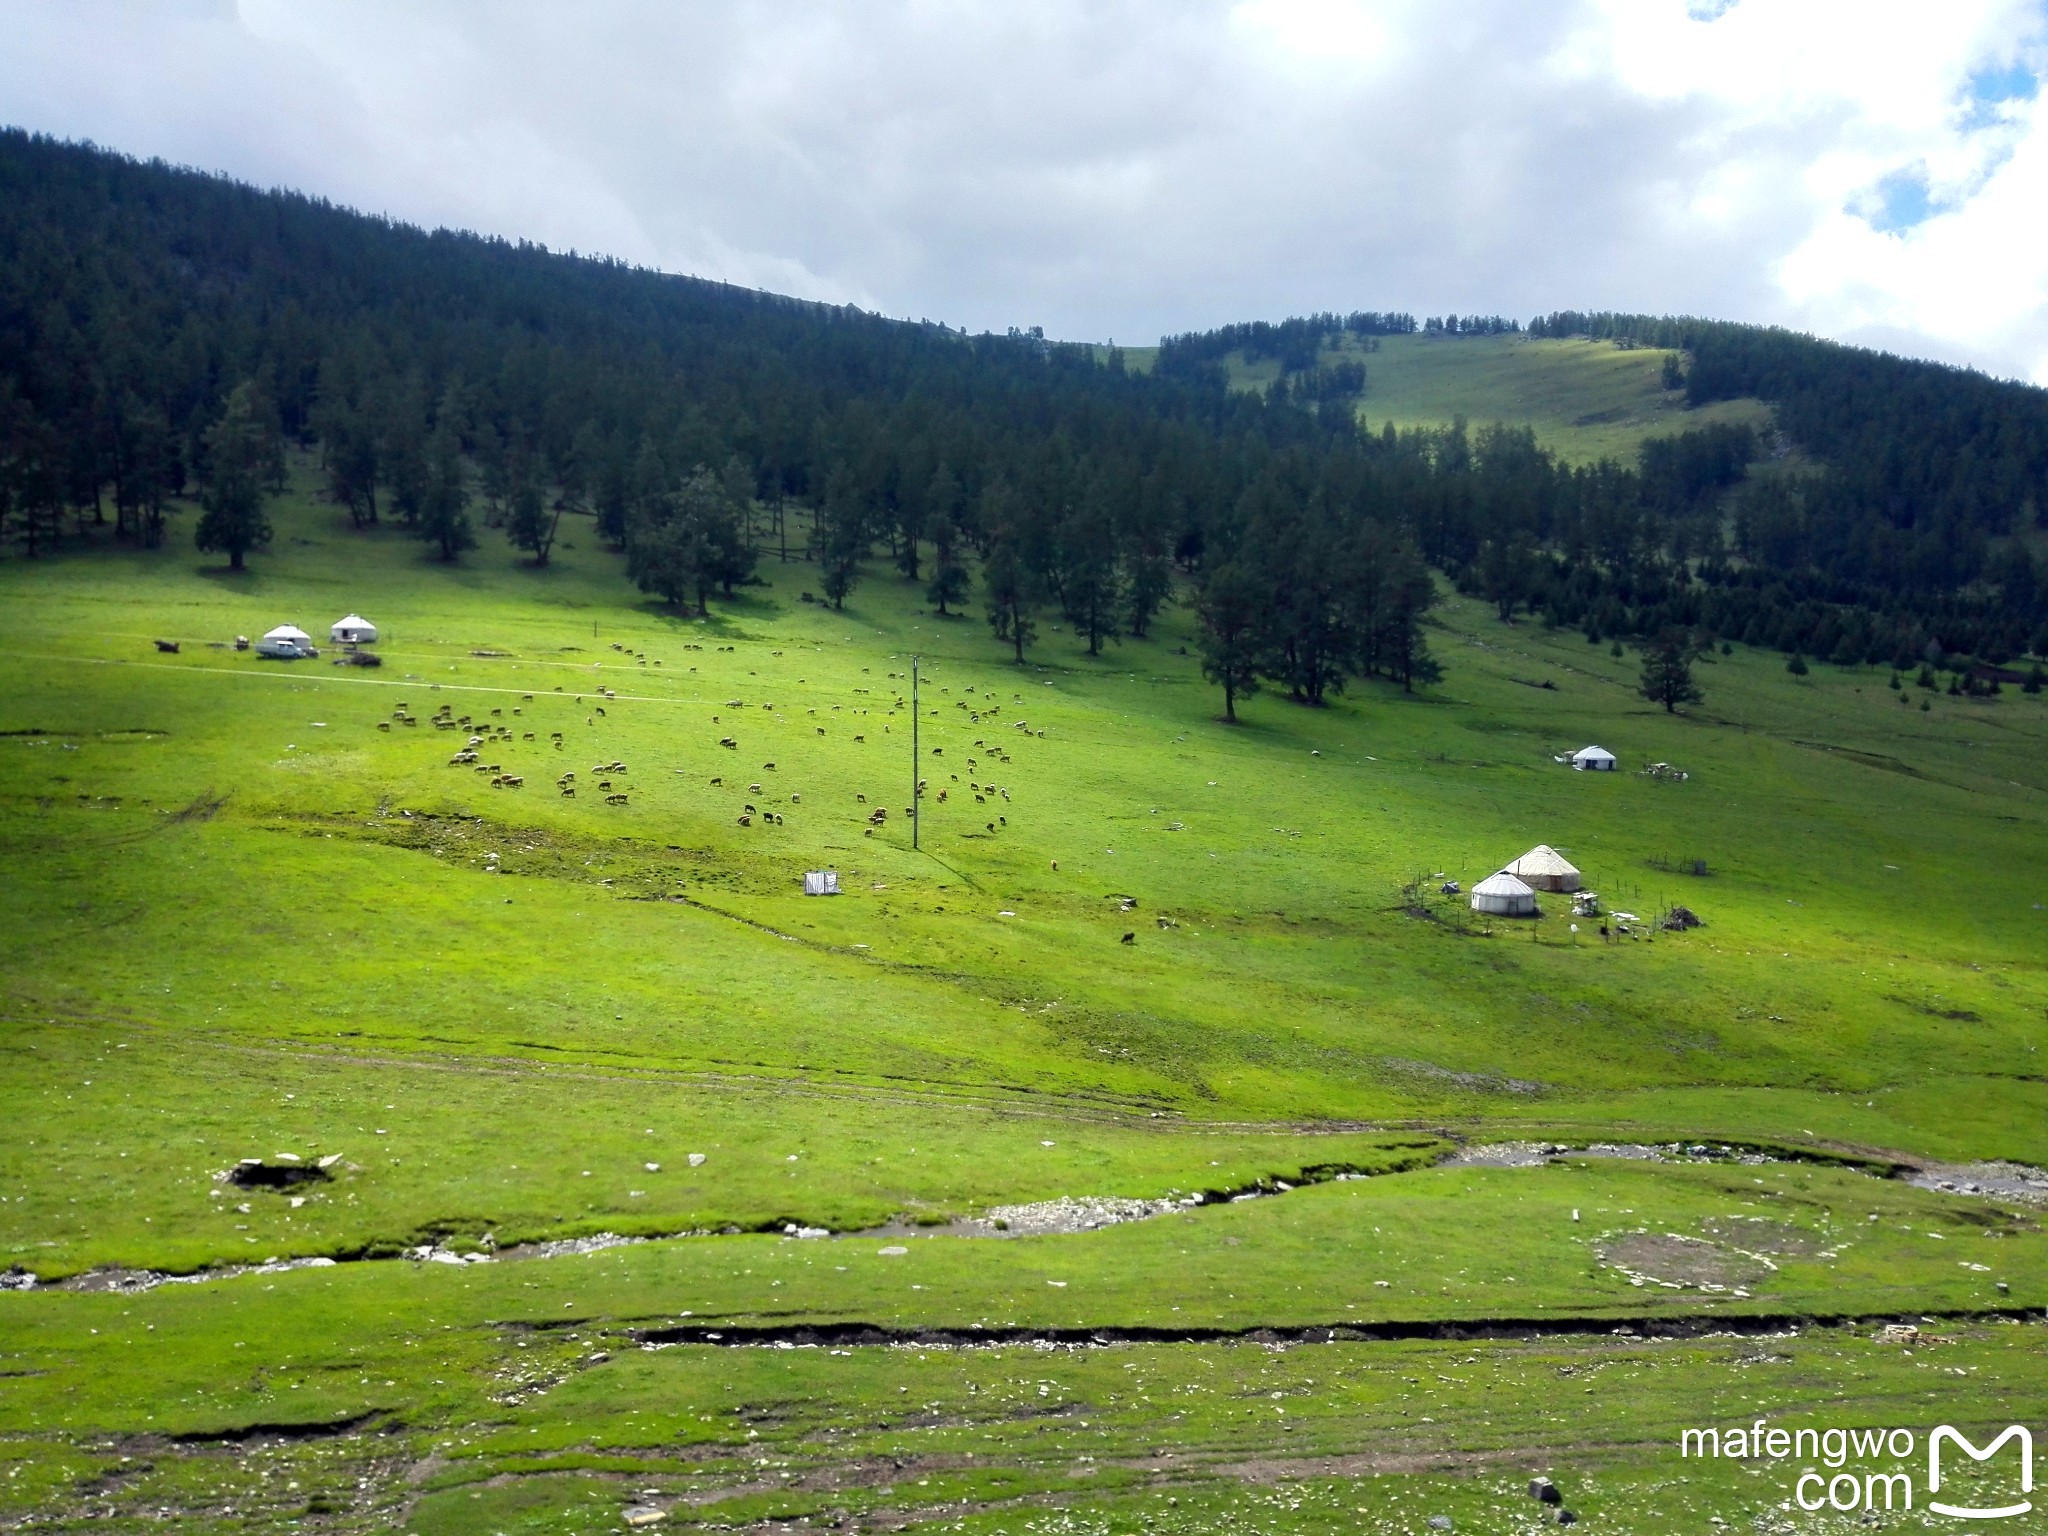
[3, 131, 2047, 728]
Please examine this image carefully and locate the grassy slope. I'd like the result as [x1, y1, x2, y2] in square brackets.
[1211, 333, 1775, 463]
[4, 459, 2047, 1531]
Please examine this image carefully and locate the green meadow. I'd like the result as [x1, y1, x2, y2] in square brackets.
[1214, 333, 1776, 463]
[4, 458, 2046, 1531]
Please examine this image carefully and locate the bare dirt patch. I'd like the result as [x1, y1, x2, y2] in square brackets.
[1698, 1216, 1820, 1257]
[1597, 1232, 1773, 1290]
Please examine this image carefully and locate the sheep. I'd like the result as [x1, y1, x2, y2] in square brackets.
[378, 721, 392, 732]
[1121, 932, 1136, 945]
[856, 793, 867, 803]
[561, 787, 575, 797]
[522, 732, 535, 741]
[816, 726, 826, 735]
[598, 781, 613, 792]
[719, 737, 737, 749]
[737, 814, 752, 826]
[709, 776, 723, 786]
[606, 793, 629, 805]
[450, 750, 478, 765]
[763, 761, 776, 770]
[853, 734, 864, 743]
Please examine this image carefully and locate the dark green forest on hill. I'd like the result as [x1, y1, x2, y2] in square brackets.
[3, 129, 2048, 713]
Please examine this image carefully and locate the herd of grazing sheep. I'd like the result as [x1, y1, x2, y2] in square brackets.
[372, 643, 1032, 844]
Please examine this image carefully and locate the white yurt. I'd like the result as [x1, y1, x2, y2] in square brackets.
[255, 624, 314, 659]
[1505, 844, 1581, 893]
[1571, 744, 1617, 771]
[330, 614, 378, 644]
[1470, 872, 1537, 916]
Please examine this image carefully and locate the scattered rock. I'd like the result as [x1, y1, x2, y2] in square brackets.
[1906, 1160, 2048, 1207]
[1444, 1141, 1558, 1168]
[968, 1196, 1181, 1236]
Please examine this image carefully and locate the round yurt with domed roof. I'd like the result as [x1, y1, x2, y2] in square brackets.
[1469, 871, 1537, 916]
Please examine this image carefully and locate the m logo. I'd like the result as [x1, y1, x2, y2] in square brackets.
[1930, 1425, 2033, 1520]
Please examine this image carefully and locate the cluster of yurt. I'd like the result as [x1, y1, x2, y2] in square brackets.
[250, 615, 379, 660]
[1469, 844, 1583, 916]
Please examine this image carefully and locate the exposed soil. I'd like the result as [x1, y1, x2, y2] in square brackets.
[225, 1160, 330, 1191]
[1698, 1216, 1821, 1257]
[1597, 1232, 1774, 1289]
[622, 1305, 2043, 1351]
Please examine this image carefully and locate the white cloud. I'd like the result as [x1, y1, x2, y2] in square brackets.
[0, 0, 2044, 378]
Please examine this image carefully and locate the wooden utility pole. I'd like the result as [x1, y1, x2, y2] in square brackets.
[911, 654, 921, 851]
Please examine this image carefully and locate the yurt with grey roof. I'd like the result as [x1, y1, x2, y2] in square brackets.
[1469, 872, 1537, 916]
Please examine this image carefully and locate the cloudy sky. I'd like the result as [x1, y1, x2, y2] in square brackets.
[4, 0, 2045, 379]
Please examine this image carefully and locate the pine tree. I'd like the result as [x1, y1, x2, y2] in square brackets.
[1196, 563, 1266, 722]
[416, 423, 475, 561]
[819, 489, 867, 610]
[1640, 627, 1706, 712]
[505, 457, 560, 565]
[983, 540, 1037, 663]
[927, 518, 969, 616]
[194, 382, 275, 571]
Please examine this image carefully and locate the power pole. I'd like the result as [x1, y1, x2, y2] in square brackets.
[911, 654, 921, 851]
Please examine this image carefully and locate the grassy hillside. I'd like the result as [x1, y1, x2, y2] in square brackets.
[5, 468, 2047, 1532]
[1219, 333, 1777, 463]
